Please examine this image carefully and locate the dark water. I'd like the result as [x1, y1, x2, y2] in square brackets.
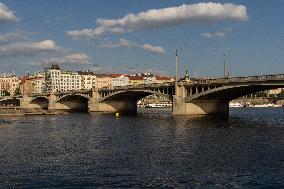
[0, 108, 284, 188]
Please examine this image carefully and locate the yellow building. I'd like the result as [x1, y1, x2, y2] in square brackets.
[127, 75, 145, 86]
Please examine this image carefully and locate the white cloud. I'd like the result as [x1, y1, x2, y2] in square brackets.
[201, 28, 233, 38]
[0, 31, 22, 43]
[142, 44, 165, 54]
[101, 38, 165, 54]
[0, 39, 60, 57]
[0, 2, 17, 23]
[201, 31, 226, 38]
[97, 3, 247, 29]
[65, 53, 90, 63]
[67, 27, 125, 39]
[67, 2, 248, 40]
[40, 53, 90, 65]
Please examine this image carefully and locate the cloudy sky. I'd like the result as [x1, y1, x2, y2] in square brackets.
[0, 0, 284, 77]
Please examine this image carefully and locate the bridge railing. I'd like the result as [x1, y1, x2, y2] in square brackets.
[193, 74, 284, 84]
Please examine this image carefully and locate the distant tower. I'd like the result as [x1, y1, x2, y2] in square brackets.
[185, 69, 190, 81]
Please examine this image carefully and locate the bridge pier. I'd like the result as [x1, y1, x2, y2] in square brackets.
[173, 85, 229, 115]
[173, 96, 229, 115]
[48, 94, 57, 110]
[89, 101, 137, 114]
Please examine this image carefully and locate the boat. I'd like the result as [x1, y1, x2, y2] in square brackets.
[144, 103, 172, 108]
[229, 102, 244, 107]
[250, 104, 282, 107]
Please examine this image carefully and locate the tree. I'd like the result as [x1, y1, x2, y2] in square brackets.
[14, 87, 21, 96]
[2, 89, 10, 96]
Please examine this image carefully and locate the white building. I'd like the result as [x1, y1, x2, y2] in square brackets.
[144, 75, 156, 84]
[112, 74, 129, 87]
[44, 65, 82, 93]
[0, 73, 20, 96]
[78, 71, 96, 90]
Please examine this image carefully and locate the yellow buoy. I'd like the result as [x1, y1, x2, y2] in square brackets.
[115, 112, 119, 118]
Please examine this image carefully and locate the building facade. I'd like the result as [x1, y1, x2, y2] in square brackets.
[95, 74, 112, 89]
[20, 74, 45, 95]
[44, 64, 82, 93]
[78, 71, 96, 90]
[128, 75, 144, 86]
[0, 73, 20, 97]
[111, 74, 129, 87]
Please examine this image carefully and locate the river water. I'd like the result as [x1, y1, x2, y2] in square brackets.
[0, 108, 284, 188]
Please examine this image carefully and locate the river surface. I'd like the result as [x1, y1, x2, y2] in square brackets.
[0, 108, 284, 188]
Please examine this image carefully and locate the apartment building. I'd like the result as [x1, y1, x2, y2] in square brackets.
[44, 64, 81, 93]
[78, 71, 96, 90]
[154, 75, 174, 84]
[127, 75, 144, 86]
[95, 74, 112, 89]
[20, 73, 45, 95]
[111, 74, 129, 87]
[0, 73, 20, 96]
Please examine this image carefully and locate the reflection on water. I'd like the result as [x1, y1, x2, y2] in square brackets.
[0, 108, 284, 188]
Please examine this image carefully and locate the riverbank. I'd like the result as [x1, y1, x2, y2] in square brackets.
[0, 107, 68, 116]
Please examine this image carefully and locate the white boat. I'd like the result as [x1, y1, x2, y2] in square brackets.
[229, 102, 244, 107]
[144, 103, 172, 108]
[250, 104, 282, 107]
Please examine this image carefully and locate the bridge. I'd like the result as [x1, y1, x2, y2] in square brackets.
[1, 74, 284, 115]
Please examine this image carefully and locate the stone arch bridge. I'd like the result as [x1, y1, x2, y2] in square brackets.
[2, 74, 284, 115]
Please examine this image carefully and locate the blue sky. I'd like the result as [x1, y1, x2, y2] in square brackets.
[0, 0, 284, 77]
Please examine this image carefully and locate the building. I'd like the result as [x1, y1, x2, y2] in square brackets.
[0, 73, 20, 97]
[20, 73, 45, 95]
[43, 64, 82, 93]
[154, 75, 174, 84]
[78, 71, 96, 90]
[144, 74, 156, 85]
[128, 73, 173, 85]
[94, 74, 112, 89]
[111, 74, 129, 87]
[127, 75, 144, 86]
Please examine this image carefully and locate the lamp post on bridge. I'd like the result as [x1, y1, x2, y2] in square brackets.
[175, 49, 179, 96]
[223, 53, 227, 78]
[223, 53, 230, 78]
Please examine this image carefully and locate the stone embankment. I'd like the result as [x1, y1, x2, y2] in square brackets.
[231, 97, 284, 106]
[0, 107, 67, 116]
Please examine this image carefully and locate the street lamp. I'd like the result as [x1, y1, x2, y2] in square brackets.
[175, 49, 179, 96]
[223, 53, 227, 78]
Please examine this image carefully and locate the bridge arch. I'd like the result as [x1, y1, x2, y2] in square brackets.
[28, 96, 49, 109]
[185, 83, 284, 102]
[55, 94, 90, 111]
[90, 89, 172, 114]
[99, 89, 171, 102]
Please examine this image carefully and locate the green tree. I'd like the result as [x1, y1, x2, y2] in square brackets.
[14, 87, 21, 96]
[2, 89, 10, 96]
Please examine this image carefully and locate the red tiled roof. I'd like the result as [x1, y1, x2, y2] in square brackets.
[94, 74, 112, 78]
[127, 75, 144, 80]
[155, 76, 173, 80]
